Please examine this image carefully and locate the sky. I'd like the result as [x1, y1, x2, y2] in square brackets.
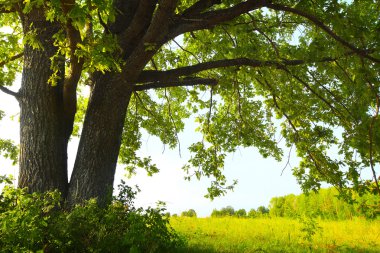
[0, 84, 303, 217]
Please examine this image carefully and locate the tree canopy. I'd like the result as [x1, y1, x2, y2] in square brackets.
[0, 0, 379, 205]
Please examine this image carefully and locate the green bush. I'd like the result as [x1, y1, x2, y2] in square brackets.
[247, 209, 257, 218]
[0, 177, 184, 252]
[235, 209, 247, 218]
[257, 206, 269, 215]
[181, 209, 197, 218]
[211, 206, 235, 217]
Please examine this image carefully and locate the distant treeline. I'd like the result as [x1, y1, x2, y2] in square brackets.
[269, 187, 379, 219]
[178, 187, 379, 220]
[178, 206, 270, 219]
[210, 205, 269, 218]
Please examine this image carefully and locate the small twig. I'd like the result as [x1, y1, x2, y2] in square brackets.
[173, 39, 201, 63]
[206, 87, 214, 133]
[334, 60, 356, 84]
[164, 88, 182, 157]
[247, 13, 280, 58]
[281, 66, 348, 124]
[281, 145, 293, 176]
[133, 91, 160, 121]
[307, 69, 353, 121]
[221, 26, 237, 47]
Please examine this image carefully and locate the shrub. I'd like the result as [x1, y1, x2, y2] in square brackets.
[211, 206, 236, 217]
[257, 206, 270, 215]
[211, 209, 222, 217]
[221, 206, 235, 216]
[181, 209, 197, 218]
[248, 209, 258, 218]
[235, 209, 247, 218]
[0, 177, 184, 252]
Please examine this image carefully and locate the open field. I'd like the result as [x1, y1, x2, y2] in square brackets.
[171, 217, 380, 253]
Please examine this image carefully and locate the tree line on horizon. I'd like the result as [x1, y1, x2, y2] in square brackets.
[179, 187, 379, 219]
[269, 187, 379, 220]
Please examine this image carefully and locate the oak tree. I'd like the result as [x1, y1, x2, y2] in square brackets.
[0, 0, 379, 207]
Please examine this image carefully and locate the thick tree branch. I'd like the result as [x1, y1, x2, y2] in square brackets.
[134, 77, 217, 91]
[121, 0, 177, 82]
[182, 0, 221, 17]
[61, 0, 85, 141]
[0, 85, 19, 98]
[169, 0, 268, 38]
[169, 1, 379, 63]
[117, 0, 157, 58]
[143, 0, 178, 43]
[266, 3, 380, 63]
[108, 0, 139, 34]
[138, 57, 338, 83]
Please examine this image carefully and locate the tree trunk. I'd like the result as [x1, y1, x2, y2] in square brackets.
[67, 73, 132, 207]
[18, 9, 68, 197]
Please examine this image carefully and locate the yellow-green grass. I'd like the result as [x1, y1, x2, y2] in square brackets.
[170, 217, 380, 252]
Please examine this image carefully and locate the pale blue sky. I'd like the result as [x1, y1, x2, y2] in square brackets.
[121, 126, 302, 217]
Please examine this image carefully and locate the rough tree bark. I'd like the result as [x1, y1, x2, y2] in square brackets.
[66, 0, 177, 206]
[18, 7, 68, 197]
[67, 73, 133, 206]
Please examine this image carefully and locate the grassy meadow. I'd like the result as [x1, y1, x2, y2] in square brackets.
[170, 217, 380, 253]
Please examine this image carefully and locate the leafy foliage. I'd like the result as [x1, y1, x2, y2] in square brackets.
[0, 139, 18, 165]
[0, 177, 184, 252]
